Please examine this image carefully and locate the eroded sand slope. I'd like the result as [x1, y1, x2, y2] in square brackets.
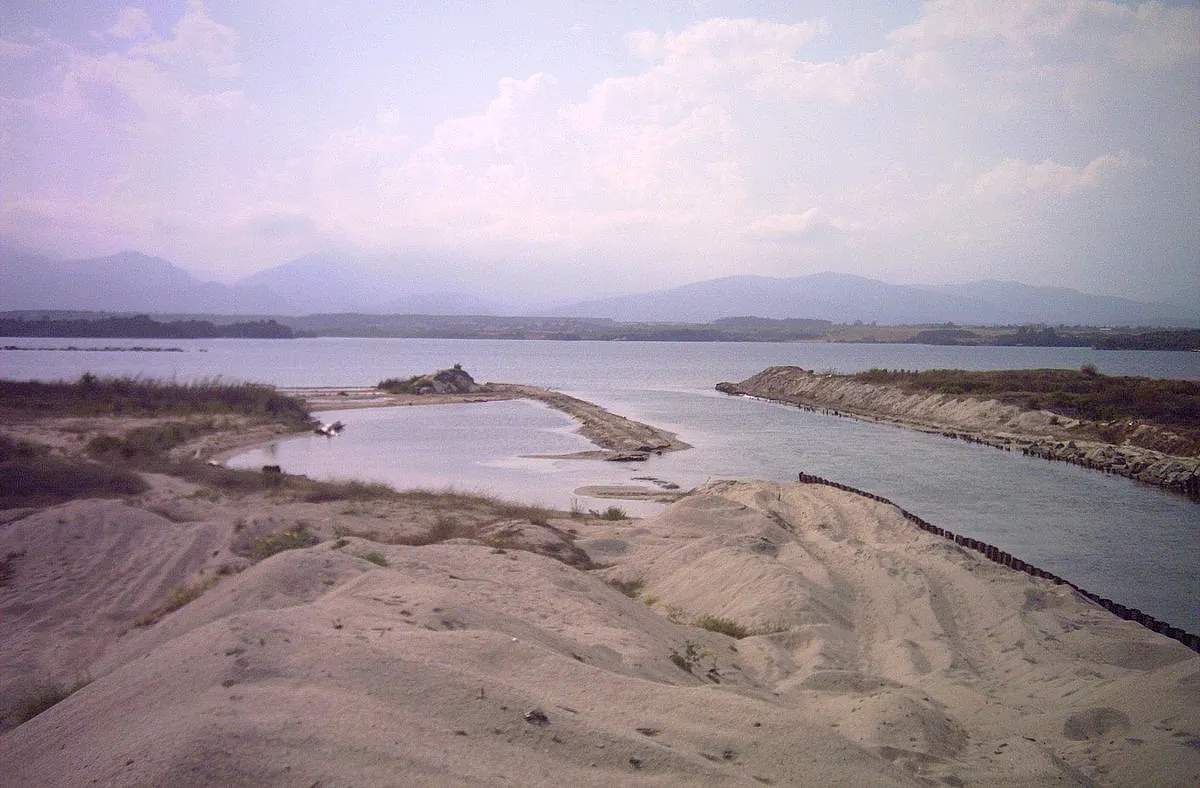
[1, 480, 1196, 786]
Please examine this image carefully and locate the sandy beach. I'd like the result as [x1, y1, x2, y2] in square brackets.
[1, 391, 1197, 786]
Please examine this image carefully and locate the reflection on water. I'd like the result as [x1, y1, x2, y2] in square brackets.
[6, 335, 1197, 632]
[226, 400, 671, 516]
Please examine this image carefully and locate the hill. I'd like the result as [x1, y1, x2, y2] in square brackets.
[554, 272, 1198, 327]
[0, 249, 285, 315]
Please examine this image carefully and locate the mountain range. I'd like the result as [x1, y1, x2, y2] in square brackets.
[1, 246, 1196, 327]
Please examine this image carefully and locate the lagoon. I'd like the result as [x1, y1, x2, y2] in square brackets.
[2, 337, 1198, 631]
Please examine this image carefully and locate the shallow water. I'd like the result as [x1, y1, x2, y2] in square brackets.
[4, 336, 1198, 631]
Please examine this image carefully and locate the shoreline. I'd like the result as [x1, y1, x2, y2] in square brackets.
[272, 382, 691, 462]
[2, 384, 1198, 783]
[718, 367, 1200, 499]
[3, 470, 1196, 784]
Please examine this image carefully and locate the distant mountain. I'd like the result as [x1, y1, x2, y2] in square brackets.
[237, 253, 391, 313]
[237, 253, 508, 315]
[918, 280, 1196, 327]
[0, 249, 286, 314]
[0, 248, 511, 316]
[553, 272, 1198, 326]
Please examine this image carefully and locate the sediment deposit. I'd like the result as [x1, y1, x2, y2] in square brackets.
[718, 366, 1200, 497]
[3, 475, 1196, 786]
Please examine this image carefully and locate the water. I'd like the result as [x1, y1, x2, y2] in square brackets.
[3, 337, 1198, 631]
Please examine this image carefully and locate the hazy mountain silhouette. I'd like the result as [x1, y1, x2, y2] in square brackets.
[918, 280, 1197, 327]
[237, 253, 507, 314]
[0, 249, 286, 314]
[2, 245, 1194, 326]
[553, 272, 1197, 326]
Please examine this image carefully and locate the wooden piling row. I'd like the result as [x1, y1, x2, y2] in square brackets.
[795, 471, 1200, 653]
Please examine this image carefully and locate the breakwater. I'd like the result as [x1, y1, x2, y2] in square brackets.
[794, 471, 1200, 653]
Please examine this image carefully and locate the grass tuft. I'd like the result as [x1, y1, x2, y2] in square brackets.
[358, 550, 389, 567]
[693, 614, 788, 639]
[4, 676, 91, 728]
[251, 524, 319, 560]
[135, 576, 220, 627]
[607, 577, 646, 599]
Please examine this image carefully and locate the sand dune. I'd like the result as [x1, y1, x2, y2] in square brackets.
[2, 477, 1196, 786]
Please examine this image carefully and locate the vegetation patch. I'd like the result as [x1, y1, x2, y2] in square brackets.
[607, 577, 646, 599]
[136, 576, 221, 627]
[852, 367, 1199, 428]
[376, 374, 424, 394]
[669, 640, 712, 674]
[4, 676, 91, 729]
[357, 550, 390, 567]
[593, 505, 628, 521]
[1, 435, 148, 506]
[0, 374, 312, 426]
[251, 524, 320, 560]
[693, 614, 787, 639]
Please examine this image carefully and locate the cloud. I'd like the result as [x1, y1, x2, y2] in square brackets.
[130, 0, 241, 78]
[743, 209, 856, 243]
[973, 151, 1144, 198]
[2, 3, 1196, 302]
[106, 8, 156, 42]
[0, 37, 39, 58]
[891, 0, 1199, 65]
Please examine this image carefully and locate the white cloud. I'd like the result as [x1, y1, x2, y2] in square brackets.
[2, 3, 1196, 302]
[973, 151, 1144, 198]
[130, 0, 241, 78]
[107, 8, 156, 42]
[743, 209, 857, 243]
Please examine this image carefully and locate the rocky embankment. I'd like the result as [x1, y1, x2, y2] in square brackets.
[718, 366, 1200, 498]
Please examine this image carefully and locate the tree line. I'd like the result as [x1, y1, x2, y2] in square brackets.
[0, 314, 296, 339]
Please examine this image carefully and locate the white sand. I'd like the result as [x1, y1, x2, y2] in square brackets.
[1, 479, 1197, 786]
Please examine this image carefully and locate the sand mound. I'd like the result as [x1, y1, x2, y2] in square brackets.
[1, 480, 1197, 786]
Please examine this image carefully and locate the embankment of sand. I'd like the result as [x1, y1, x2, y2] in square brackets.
[1, 475, 1196, 786]
[718, 366, 1200, 497]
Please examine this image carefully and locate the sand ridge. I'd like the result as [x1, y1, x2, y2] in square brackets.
[2, 475, 1196, 786]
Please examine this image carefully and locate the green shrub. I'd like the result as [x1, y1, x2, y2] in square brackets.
[669, 640, 711, 674]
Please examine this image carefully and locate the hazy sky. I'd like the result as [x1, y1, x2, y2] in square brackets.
[2, 1, 1197, 303]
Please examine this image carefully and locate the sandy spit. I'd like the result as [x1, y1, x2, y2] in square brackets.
[719, 366, 1200, 496]
[274, 382, 690, 461]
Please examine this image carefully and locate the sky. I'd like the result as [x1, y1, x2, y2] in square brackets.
[1, 1, 1197, 305]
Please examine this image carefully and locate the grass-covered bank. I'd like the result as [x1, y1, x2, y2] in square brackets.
[0, 374, 312, 425]
[720, 365, 1200, 497]
[852, 366, 1199, 428]
[0, 375, 315, 507]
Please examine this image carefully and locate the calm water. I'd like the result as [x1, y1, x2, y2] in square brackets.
[3, 337, 1198, 631]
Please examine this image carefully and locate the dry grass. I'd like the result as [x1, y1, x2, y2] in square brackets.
[3, 676, 91, 729]
[693, 614, 788, 639]
[135, 576, 221, 627]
